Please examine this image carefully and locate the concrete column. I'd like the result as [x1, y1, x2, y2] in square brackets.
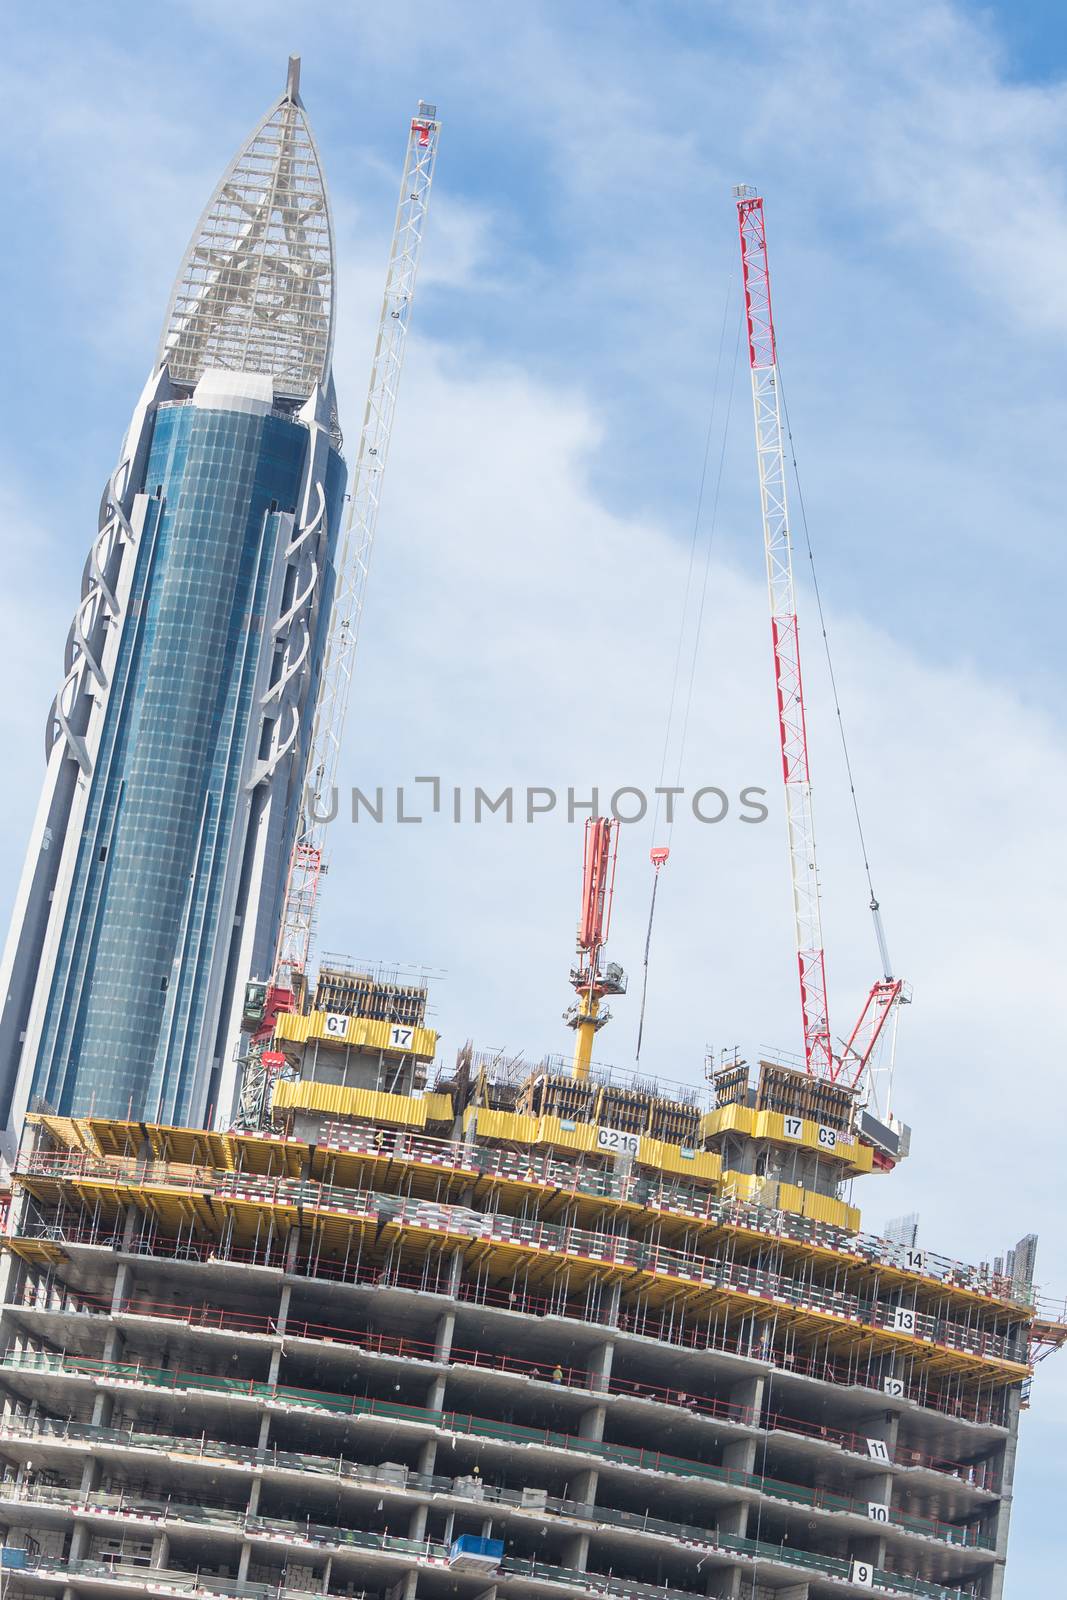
[78, 1456, 102, 1497]
[90, 1390, 114, 1428]
[109, 1260, 132, 1312]
[266, 1284, 291, 1385]
[729, 1373, 764, 1426]
[101, 1325, 124, 1363]
[434, 1308, 456, 1361]
[849, 1411, 896, 1574]
[275, 1282, 292, 1334]
[408, 1503, 430, 1542]
[704, 1567, 742, 1599]
[236, 1539, 253, 1582]
[410, 1370, 443, 1541]
[585, 1339, 614, 1394]
[257, 1413, 271, 1450]
[577, 1404, 606, 1443]
[246, 1476, 263, 1516]
[987, 1387, 1023, 1600]
[68, 1519, 91, 1561]
[567, 1467, 599, 1509]
[426, 1374, 448, 1412]
[717, 1437, 756, 1538]
[560, 1530, 590, 1571]
[121, 1204, 140, 1249]
[714, 1374, 765, 1539]
[446, 1245, 464, 1296]
[150, 1530, 170, 1568]
[284, 1228, 300, 1272]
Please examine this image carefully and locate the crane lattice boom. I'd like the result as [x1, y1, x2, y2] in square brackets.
[737, 193, 833, 1081]
[274, 104, 441, 988]
[735, 190, 903, 1097]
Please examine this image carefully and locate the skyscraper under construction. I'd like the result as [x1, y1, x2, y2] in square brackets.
[0, 56, 1059, 1600]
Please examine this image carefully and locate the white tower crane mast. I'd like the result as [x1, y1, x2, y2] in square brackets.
[233, 103, 440, 1130]
[275, 102, 442, 990]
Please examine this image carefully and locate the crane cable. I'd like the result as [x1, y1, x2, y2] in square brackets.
[776, 361, 892, 976]
[634, 858, 664, 1063]
[636, 288, 744, 1060]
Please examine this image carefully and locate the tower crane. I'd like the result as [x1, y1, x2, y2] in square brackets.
[566, 818, 627, 1080]
[734, 189, 904, 1102]
[233, 103, 441, 1131]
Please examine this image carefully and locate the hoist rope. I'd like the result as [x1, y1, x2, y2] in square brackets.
[634, 865, 662, 1063]
[667, 311, 743, 836]
[776, 362, 880, 911]
[638, 287, 745, 1061]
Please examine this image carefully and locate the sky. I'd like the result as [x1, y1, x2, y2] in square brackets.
[2, 0, 1066, 1589]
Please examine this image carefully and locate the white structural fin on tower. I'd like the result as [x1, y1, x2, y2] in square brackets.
[157, 56, 335, 400]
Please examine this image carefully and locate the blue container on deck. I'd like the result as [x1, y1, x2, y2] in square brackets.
[1, 1548, 29, 1568]
[447, 1535, 505, 1572]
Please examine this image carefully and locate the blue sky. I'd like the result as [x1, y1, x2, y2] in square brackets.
[2, 2, 1066, 1589]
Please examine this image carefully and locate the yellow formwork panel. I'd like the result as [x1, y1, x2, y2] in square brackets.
[639, 1137, 721, 1183]
[273, 1080, 453, 1128]
[801, 1189, 861, 1230]
[462, 1110, 722, 1184]
[704, 1104, 757, 1139]
[274, 1010, 438, 1060]
[700, 1106, 873, 1175]
[463, 1108, 540, 1146]
[29, 1116, 98, 1155]
[776, 1181, 807, 1214]
[719, 1173, 861, 1232]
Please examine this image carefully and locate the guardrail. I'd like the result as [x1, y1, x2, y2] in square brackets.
[13, 1157, 1027, 1366]
[9, 1220, 1014, 1427]
[316, 1122, 1025, 1305]
[11, 1283, 999, 1488]
[0, 1350, 990, 1549]
[0, 1420, 985, 1598]
[17, 1137, 1028, 1310]
[1, 1534, 984, 1600]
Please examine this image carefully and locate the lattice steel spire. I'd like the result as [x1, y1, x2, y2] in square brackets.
[158, 56, 335, 399]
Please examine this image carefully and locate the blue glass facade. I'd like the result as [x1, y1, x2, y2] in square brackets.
[29, 402, 344, 1124]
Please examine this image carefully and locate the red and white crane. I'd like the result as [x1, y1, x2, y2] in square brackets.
[567, 817, 626, 1080]
[734, 190, 903, 1100]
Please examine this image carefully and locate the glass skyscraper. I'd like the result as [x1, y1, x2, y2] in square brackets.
[0, 59, 346, 1148]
